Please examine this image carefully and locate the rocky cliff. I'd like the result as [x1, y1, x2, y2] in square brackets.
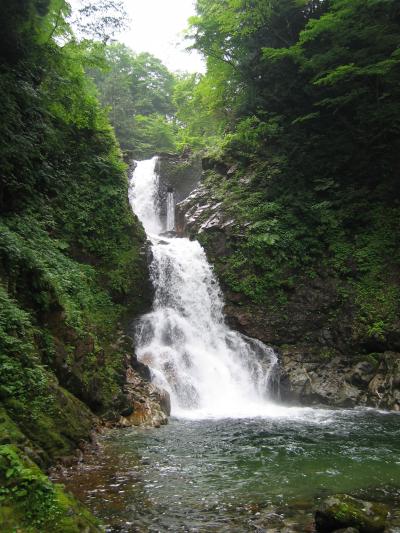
[175, 161, 400, 411]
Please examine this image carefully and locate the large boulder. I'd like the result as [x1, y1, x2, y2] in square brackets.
[118, 362, 170, 428]
[315, 494, 389, 533]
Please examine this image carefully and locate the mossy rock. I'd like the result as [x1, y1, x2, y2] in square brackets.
[0, 405, 26, 446]
[0, 445, 102, 532]
[2, 381, 95, 466]
[315, 494, 389, 532]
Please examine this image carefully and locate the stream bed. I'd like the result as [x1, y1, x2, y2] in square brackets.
[54, 407, 400, 532]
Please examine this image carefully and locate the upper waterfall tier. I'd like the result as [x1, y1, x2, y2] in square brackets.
[129, 157, 278, 418]
[129, 157, 162, 235]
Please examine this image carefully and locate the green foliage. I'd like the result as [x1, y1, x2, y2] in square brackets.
[133, 114, 176, 157]
[89, 43, 177, 158]
[0, 281, 95, 462]
[0, 200, 144, 429]
[72, 0, 128, 42]
[89, 42, 233, 157]
[0, 446, 61, 526]
[187, 0, 400, 349]
[0, 2, 154, 530]
[0, 287, 54, 430]
[172, 71, 229, 151]
[189, 0, 400, 175]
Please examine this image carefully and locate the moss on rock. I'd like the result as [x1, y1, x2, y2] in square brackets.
[0, 445, 101, 532]
[315, 494, 389, 533]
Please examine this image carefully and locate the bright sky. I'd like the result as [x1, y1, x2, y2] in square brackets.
[70, 0, 205, 73]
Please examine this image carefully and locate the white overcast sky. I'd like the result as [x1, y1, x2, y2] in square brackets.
[69, 0, 205, 73]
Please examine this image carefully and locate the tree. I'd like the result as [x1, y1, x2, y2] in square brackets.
[172, 72, 227, 150]
[70, 0, 128, 42]
[188, 0, 330, 118]
[89, 43, 177, 158]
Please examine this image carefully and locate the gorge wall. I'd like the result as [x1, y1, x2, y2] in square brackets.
[0, 4, 168, 530]
[175, 159, 400, 412]
[0, 140, 169, 531]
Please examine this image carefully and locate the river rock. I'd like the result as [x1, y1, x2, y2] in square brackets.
[277, 348, 363, 407]
[158, 388, 171, 416]
[315, 494, 389, 533]
[119, 393, 168, 428]
[118, 359, 170, 428]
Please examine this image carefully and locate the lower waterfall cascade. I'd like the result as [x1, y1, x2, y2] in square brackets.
[129, 157, 278, 418]
[53, 161, 400, 533]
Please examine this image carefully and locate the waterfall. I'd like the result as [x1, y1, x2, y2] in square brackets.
[166, 190, 175, 232]
[129, 157, 278, 418]
[129, 157, 162, 235]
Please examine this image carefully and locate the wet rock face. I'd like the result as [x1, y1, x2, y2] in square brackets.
[315, 494, 389, 532]
[279, 349, 400, 410]
[156, 153, 202, 204]
[155, 153, 202, 227]
[176, 183, 236, 241]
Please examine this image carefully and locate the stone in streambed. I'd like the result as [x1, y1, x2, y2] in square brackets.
[119, 360, 171, 428]
[119, 383, 170, 428]
[315, 494, 389, 533]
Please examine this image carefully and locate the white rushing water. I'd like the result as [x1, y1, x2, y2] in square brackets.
[129, 157, 279, 418]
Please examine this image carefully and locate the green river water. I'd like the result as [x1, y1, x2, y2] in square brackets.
[55, 407, 400, 532]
